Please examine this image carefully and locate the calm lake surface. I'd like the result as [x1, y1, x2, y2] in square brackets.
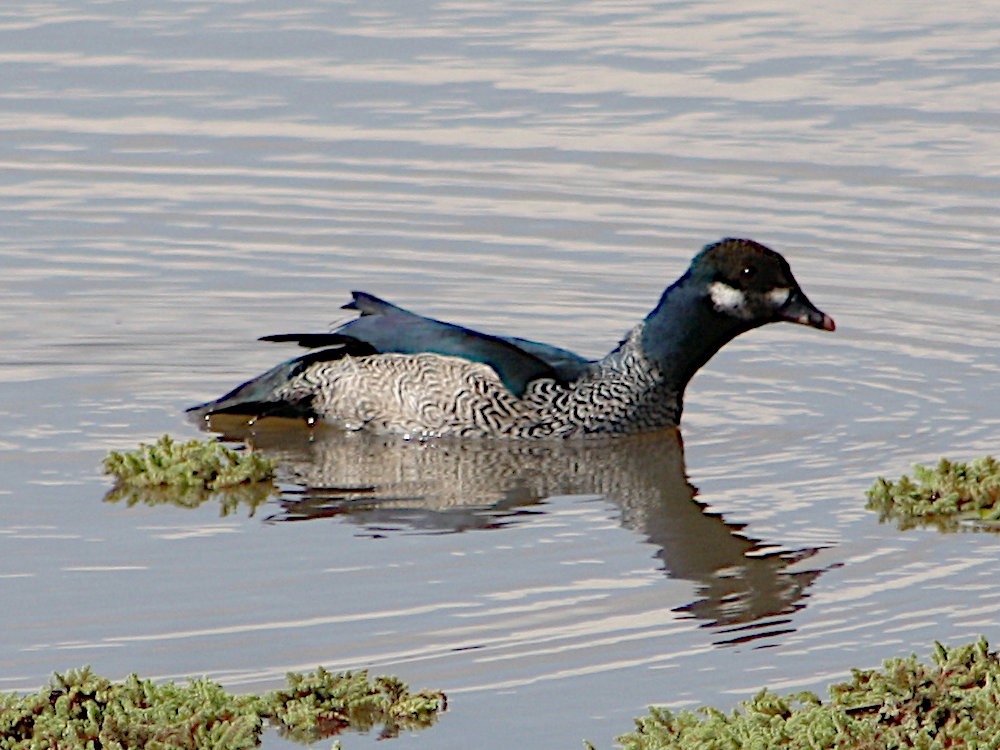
[1, 2, 998, 748]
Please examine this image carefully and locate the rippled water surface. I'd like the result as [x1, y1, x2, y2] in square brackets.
[1, 2, 998, 748]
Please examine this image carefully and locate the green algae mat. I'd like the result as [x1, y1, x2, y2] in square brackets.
[0, 666, 445, 749]
[102, 434, 279, 513]
[609, 639, 1000, 750]
[103, 435, 276, 491]
[867, 456, 1000, 531]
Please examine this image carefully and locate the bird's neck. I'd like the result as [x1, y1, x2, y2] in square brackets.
[632, 275, 750, 392]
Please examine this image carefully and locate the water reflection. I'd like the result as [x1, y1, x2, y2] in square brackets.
[202, 417, 825, 637]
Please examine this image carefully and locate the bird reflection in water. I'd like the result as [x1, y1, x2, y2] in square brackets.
[206, 415, 825, 645]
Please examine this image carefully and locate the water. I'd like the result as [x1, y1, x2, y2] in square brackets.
[1, 1, 998, 748]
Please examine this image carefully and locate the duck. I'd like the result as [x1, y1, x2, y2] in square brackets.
[188, 238, 834, 439]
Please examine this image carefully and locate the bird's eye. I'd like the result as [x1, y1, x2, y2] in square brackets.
[740, 265, 756, 279]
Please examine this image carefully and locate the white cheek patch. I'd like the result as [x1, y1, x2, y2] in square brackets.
[768, 287, 791, 307]
[708, 281, 752, 319]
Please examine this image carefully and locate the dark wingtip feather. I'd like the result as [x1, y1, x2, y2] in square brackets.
[259, 333, 307, 343]
[259, 333, 353, 348]
[348, 292, 404, 317]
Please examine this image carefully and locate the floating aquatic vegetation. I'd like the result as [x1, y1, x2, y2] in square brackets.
[267, 668, 446, 743]
[866, 456, 1000, 531]
[103, 434, 276, 491]
[609, 639, 1000, 750]
[0, 666, 446, 749]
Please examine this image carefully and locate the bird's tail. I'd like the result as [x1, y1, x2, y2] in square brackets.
[186, 358, 317, 423]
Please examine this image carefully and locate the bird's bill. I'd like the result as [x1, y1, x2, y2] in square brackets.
[780, 290, 836, 331]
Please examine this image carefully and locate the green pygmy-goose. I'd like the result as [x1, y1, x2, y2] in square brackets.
[188, 238, 835, 438]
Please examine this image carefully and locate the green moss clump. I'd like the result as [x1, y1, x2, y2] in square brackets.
[0, 667, 263, 750]
[0, 666, 446, 749]
[103, 435, 276, 491]
[866, 456, 1000, 531]
[612, 639, 1000, 750]
[265, 668, 447, 742]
